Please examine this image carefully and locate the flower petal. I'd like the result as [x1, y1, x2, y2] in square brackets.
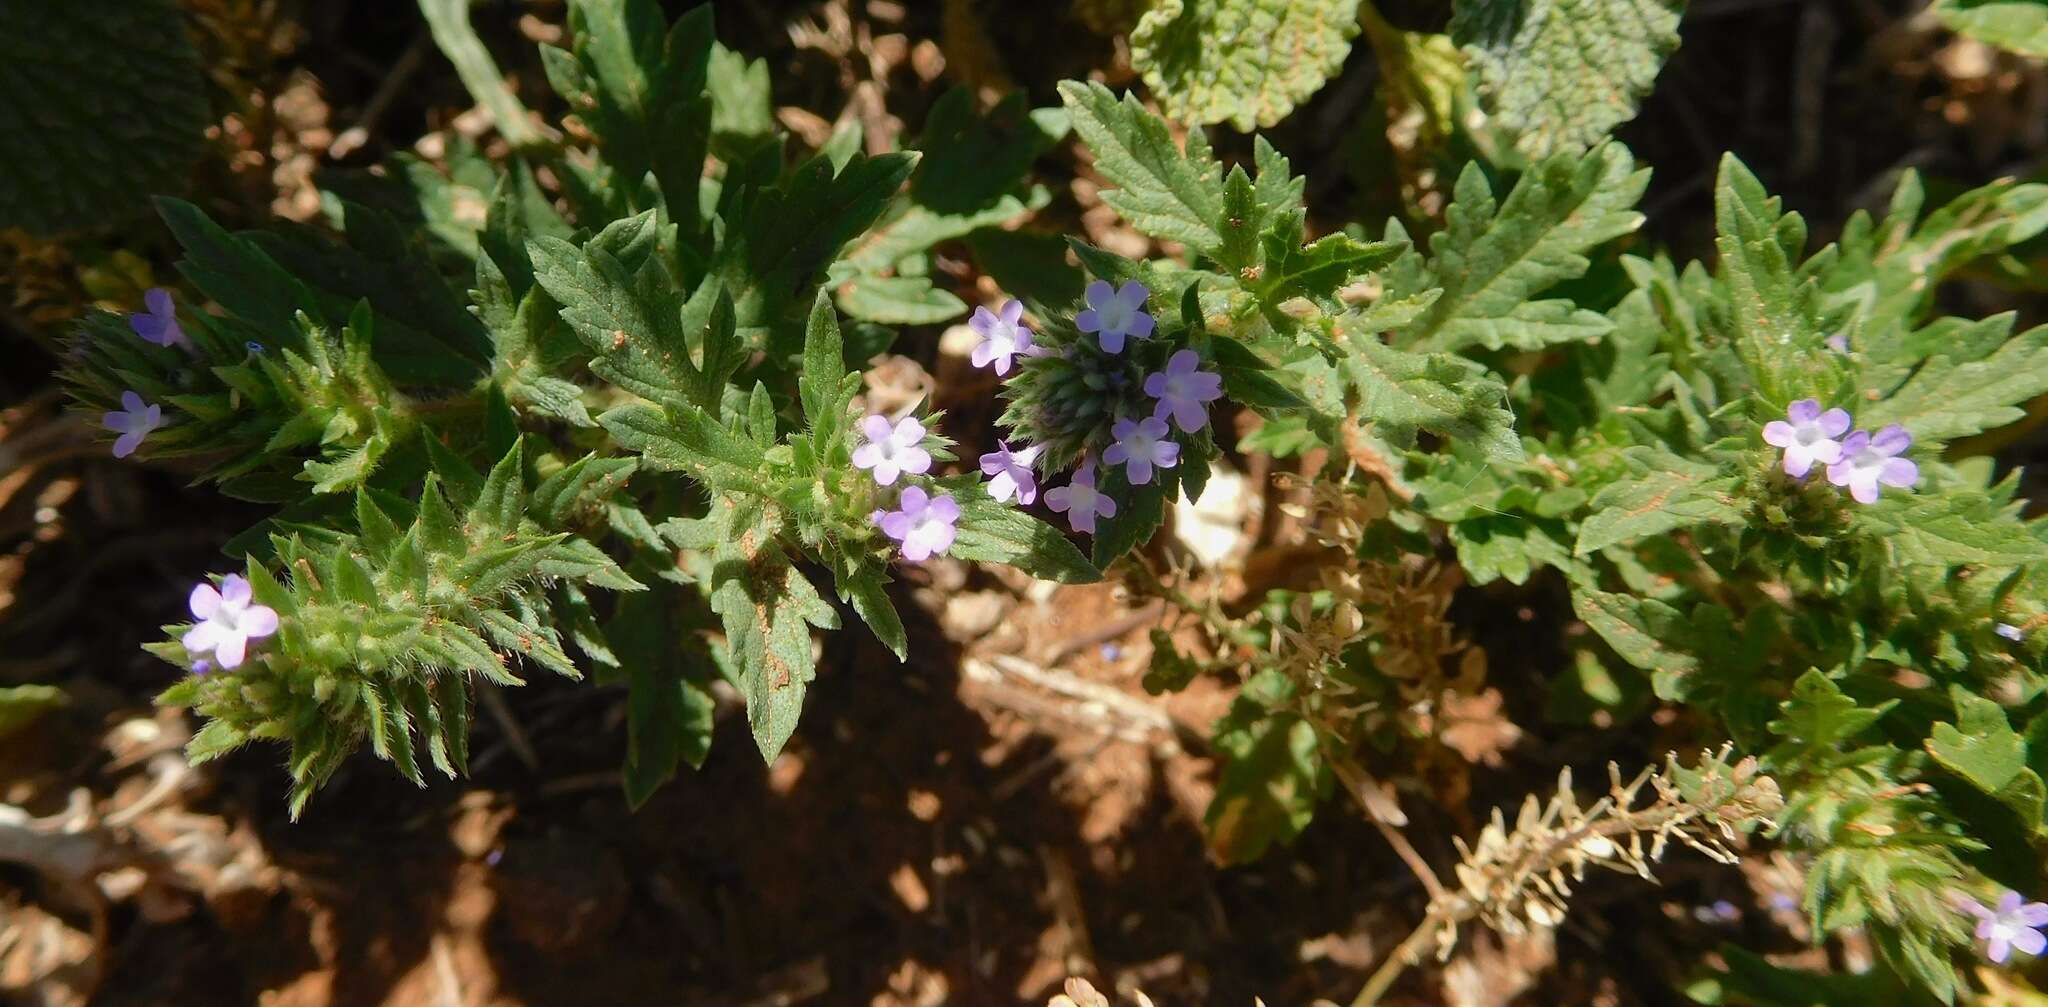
[112, 430, 144, 458]
[1761, 421, 1795, 448]
[220, 574, 253, 608]
[1075, 308, 1100, 332]
[1000, 299, 1023, 325]
[928, 495, 960, 522]
[1085, 280, 1114, 309]
[861, 414, 894, 442]
[241, 604, 280, 638]
[1870, 424, 1912, 456]
[2015, 926, 2047, 957]
[189, 583, 223, 619]
[215, 633, 248, 670]
[1787, 399, 1821, 424]
[1117, 281, 1149, 307]
[1880, 457, 1919, 489]
[182, 622, 222, 654]
[121, 390, 145, 413]
[1819, 408, 1852, 438]
[892, 417, 926, 445]
[1126, 312, 1155, 339]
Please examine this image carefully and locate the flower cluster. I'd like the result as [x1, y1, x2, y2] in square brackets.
[97, 287, 190, 459]
[974, 282, 1224, 535]
[855, 412, 960, 562]
[1760, 398, 1918, 503]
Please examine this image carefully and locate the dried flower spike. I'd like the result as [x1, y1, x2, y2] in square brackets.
[102, 390, 163, 459]
[875, 486, 960, 562]
[852, 414, 933, 487]
[1826, 424, 1918, 503]
[969, 299, 1036, 376]
[1760, 398, 1849, 479]
[183, 573, 280, 671]
[1075, 280, 1154, 354]
[128, 287, 189, 349]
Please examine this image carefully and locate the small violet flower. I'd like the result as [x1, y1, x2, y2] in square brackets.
[128, 287, 189, 349]
[851, 414, 932, 487]
[1103, 416, 1180, 486]
[102, 390, 163, 459]
[875, 486, 960, 563]
[968, 299, 1036, 376]
[1046, 461, 1119, 535]
[182, 574, 279, 671]
[979, 441, 1042, 505]
[1997, 623, 2025, 642]
[1826, 424, 1918, 504]
[1143, 350, 1224, 432]
[1961, 891, 2048, 964]
[1825, 333, 1850, 354]
[1760, 398, 1850, 479]
[1075, 280, 1154, 354]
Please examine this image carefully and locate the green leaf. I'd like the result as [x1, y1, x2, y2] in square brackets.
[0, 685, 65, 741]
[530, 223, 745, 410]
[1862, 324, 2048, 443]
[912, 88, 1069, 213]
[1211, 337, 1311, 411]
[798, 291, 856, 455]
[1854, 490, 2048, 568]
[418, 0, 542, 148]
[703, 504, 838, 761]
[1336, 319, 1524, 462]
[1205, 681, 1329, 863]
[1933, 0, 2048, 57]
[600, 400, 772, 493]
[1056, 80, 1226, 255]
[1712, 155, 1832, 404]
[1450, 0, 1685, 158]
[1764, 670, 1893, 769]
[0, 0, 208, 234]
[950, 489, 1102, 583]
[550, 0, 713, 221]
[1926, 688, 2041, 830]
[1572, 588, 1700, 699]
[1131, 0, 1364, 131]
[718, 151, 918, 342]
[840, 566, 907, 660]
[1385, 144, 1648, 353]
[1574, 448, 1741, 556]
[708, 42, 774, 158]
[609, 584, 716, 806]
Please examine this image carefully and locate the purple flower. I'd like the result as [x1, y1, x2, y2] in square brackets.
[851, 414, 933, 487]
[1961, 891, 2048, 963]
[1826, 424, 1918, 504]
[979, 441, 1043, 505]
[1826, 333, 1850, 354]
[1143, 349, 1224, 432]
[1998, 623, 2026, 642]
[1761, 399, 1851, 479]
[968, 299, 1036, 376]
[191, 659, 213, 676]
[1075, 280, 1154, 354]
[182, 574, 279, 671]
[102, 390, 163, 459]
[128, 288, 189, 349]
[1045, 461, 1119, 534]
[875, 486, 960, 562]
[1103, 416, 1180, 486]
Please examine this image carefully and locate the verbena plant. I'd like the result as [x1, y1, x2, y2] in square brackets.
[59, 0, 2048, 1002]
